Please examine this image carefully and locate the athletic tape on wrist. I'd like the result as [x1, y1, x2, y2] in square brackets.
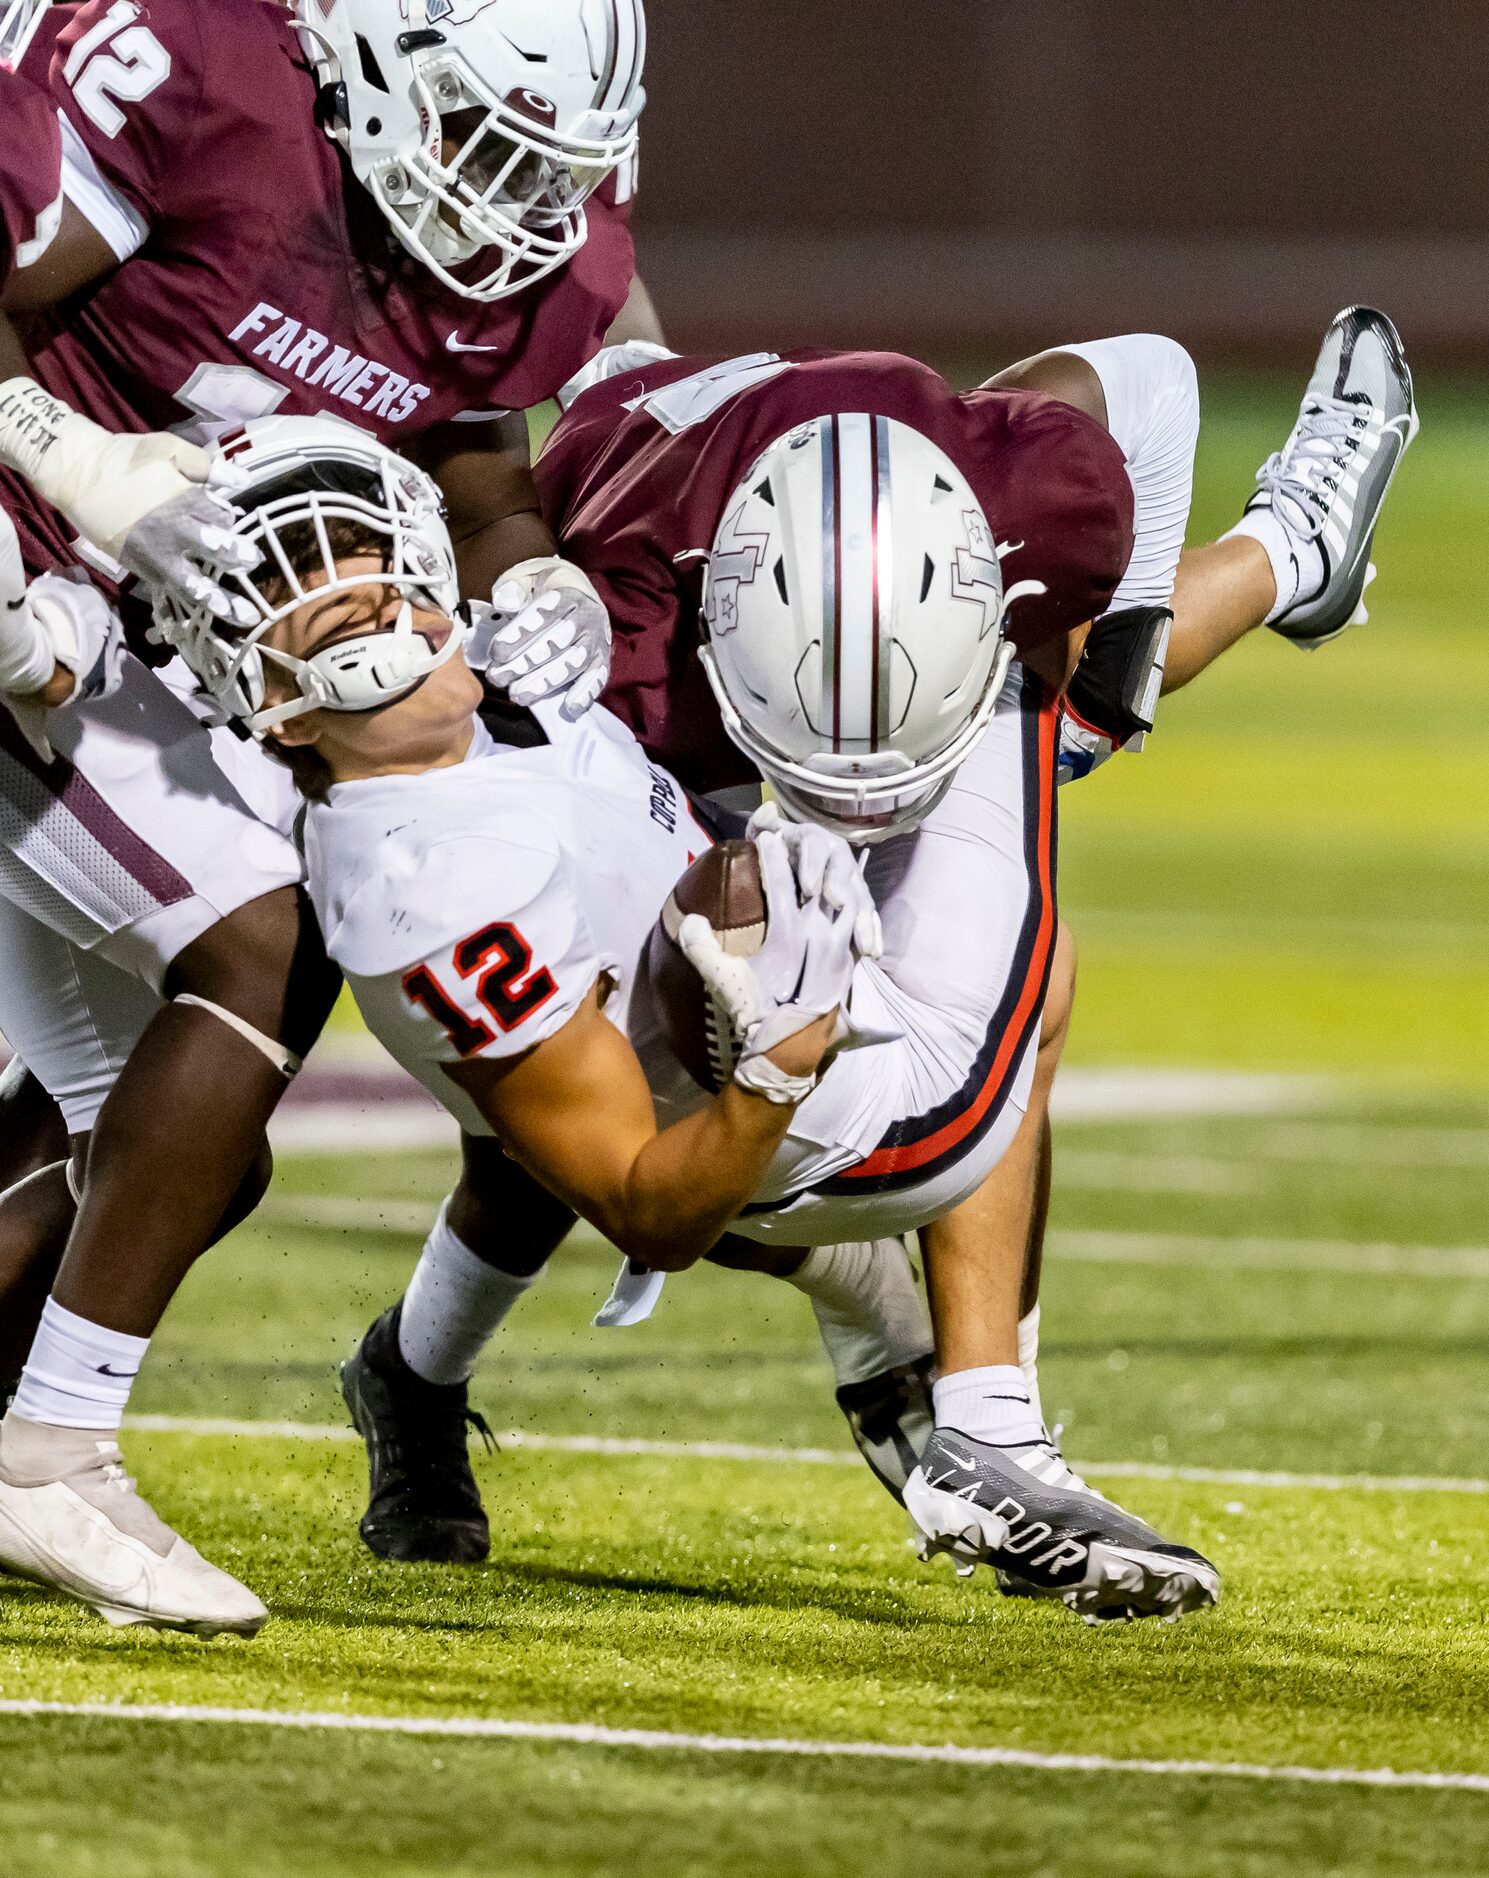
[174, 994, 303, 1078]
[0, 377, 73, 484]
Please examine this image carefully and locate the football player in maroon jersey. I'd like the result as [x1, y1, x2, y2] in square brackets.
[0, 0, 658, 1634]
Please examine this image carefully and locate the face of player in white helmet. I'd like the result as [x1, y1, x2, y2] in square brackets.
[295, 0, 647, 301]
[257, 556, 483, 781]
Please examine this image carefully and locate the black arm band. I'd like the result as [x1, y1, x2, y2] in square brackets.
[1065, 604, 1173, 743]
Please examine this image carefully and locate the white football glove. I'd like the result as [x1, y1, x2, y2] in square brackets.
[0, 510, 125, 759]
[0, 377, 260, 627]
[679, 825, 861, 1105]
[746, 802, 883, 961]
[484, 556, 611, 721]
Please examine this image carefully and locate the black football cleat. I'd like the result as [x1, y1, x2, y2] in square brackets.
[905, 1427, 1219, 1622]
[340, 1304, 494, 1565]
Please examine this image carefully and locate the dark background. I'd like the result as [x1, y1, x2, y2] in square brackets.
[632, 1, 1489, 362]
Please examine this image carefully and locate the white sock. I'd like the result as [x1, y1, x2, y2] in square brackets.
[1222, 508, 1325, 622]
[398, 1198, 539, 1386]
[787, 1239, 934, 1387]
[10, 1296, 149, 1431]
[1017, 1304, 1045, 1428]
[932, 1364, 1045, 1447]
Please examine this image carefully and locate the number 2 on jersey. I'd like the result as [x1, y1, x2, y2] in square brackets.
[403, 923, 558, 1055]
[65, 0, 170, 140]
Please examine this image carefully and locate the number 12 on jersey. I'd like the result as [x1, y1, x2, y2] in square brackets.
[402, 922, 558, 1056]
[64, 0, 170, 139]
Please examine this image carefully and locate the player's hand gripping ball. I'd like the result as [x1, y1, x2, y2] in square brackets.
[645, 806, 882, 1096]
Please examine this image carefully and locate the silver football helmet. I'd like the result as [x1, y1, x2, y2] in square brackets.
[296, 0, 645, 300]
[699, 414, 1040, 843]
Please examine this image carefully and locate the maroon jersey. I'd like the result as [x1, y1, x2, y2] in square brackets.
[1, 0, 634, 578]
[0, 69, 60, 279]
[537, 349, 1135, 792]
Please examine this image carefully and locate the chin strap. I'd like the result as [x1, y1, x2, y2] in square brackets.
[174, 995, 303, 1079]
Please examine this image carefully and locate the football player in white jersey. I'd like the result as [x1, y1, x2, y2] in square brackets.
[147, 415, 1230, 1623]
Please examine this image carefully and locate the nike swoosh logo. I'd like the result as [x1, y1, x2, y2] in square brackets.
[445, 332, 504, 355]
[96, 1365, 139, 1379]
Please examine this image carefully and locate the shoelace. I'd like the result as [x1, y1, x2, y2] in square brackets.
[1015, 1427, 1107, 1503]
[94, 1446, 138, 1498]
[1254, 393, 1372, 540]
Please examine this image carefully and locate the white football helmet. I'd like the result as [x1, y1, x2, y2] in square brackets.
[698, 415, 1039, 844]
[296, 0, 645, 300]
[153, 416, 464, 732]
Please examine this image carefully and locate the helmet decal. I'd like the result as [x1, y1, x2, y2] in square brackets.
[507, 87, 559, 127]
[426, 0, 507, 25]
[705, 500, 769, 637]
[951, 509, 1006, 641]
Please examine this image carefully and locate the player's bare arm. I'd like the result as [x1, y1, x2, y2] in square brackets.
[444, 988, 838, 1272]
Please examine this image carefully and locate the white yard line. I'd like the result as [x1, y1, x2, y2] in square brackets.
[1056, 1151, 1263, 1195]
[1, 1699, 1485, 1793]
[119, 1416, 1489, 1496]
[1049, 1230, 1489, 1279]
[251, 1197, 1489, 1280]
[1230, 1122, 1489, 1171]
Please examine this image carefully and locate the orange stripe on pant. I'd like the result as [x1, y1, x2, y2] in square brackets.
[834, 688, 1058, 1184]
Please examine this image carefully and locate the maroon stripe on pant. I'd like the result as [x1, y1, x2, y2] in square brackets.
[0, 707, 193, 908]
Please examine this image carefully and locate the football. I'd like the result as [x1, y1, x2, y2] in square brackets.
[644, 840, 767, 1091]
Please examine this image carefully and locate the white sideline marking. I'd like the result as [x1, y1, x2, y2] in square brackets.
[1050, 1230, 1489, 1279]
[269, 1106, 457, 1155]
[257, 1067, 1333, 1156]
[119, 1416, 1489, 1496]
[251, 1196, 1489, 1281]
[1, 1699, 1486, 1793]
[1046, 1068, 1333, 1122]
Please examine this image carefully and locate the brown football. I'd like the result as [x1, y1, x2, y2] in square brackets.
[644, 841, 767, 1092]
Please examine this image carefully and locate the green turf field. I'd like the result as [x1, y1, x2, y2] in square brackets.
[2, 374, 1488, 1876]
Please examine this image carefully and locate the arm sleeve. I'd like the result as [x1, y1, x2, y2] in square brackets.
[47, 0, 206, 232]
[1057, 335, 1200, 614]
[0, 69, 63, 279]
[342, 833, 606, 1082]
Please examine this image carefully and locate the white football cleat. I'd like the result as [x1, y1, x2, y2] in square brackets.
[0, 1436, 267, 1637]
[1246, 305, 1418, 650]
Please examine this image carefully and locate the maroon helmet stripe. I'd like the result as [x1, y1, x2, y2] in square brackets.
[830, 416, 844, 751]
[869, 419, 882, 752]
[596, 0, 618, 105]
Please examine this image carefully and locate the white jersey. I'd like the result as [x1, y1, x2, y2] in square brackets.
[304, 703, 708, 1139]
[305, 671, 1056, 1243]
